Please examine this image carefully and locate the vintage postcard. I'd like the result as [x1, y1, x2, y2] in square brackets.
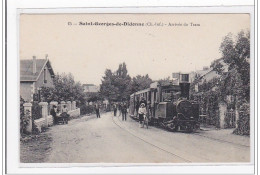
[18, 12, 252, 167]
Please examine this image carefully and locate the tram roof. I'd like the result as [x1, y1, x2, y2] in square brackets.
[134, 88, 151, 95]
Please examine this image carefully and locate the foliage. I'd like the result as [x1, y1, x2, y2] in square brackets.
[79, 104, 94, 115]
[21, 110, 31, 134]
[158, 77, 172, 86]
[114, 63, 132, 101]
[233, 103, 250, 135]
[20, 96, 25, 130]
[100, 69, 120, 102]
[32, 102, 42, 120]
[86, 92, 103, 102]
[190, 30, 250, 130]
[40, 73, 87, 105]
[191, 90, 220, 127]
[210, 59, 224, 75]
[130, 74, 153, 93]
[20, 97, 26, 134]
[100, 62, 154, 102]
[218, 30, 250, 102]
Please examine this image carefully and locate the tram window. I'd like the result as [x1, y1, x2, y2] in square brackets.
[181, 74, 189, 82]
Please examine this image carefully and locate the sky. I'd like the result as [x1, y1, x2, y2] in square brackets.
[20, 14, 250, 85]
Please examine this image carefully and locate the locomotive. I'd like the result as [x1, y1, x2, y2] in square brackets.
[129, 74, 200, 132]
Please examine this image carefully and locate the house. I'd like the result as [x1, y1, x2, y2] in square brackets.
[82, 84, 100, 93]
[189, 66, 210, 83]
[190, 59, 229, 92]
[20, 56, 55, 102]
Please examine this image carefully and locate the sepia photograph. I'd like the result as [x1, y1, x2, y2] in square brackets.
[19, 13, 251, 164]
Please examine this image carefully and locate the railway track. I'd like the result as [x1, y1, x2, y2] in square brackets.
[112, 114, 250, 162]
[111, 115, 192, 163]
[193, 133, 250, 148]
[129, 115, 249, 149]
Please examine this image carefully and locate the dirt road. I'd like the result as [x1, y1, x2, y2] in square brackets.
[45, 112, 250, 163]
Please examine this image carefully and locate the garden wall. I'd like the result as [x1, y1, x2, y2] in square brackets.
[68, 108, 81, 119]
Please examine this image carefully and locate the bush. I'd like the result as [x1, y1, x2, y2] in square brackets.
[32, 102, 42, 120]
[21, 110, 31, 135]
[20, 97, 32, 135]
[233, 103, 250, 135]
[79, 104, 94, 115]
[20, 97, 25, 134]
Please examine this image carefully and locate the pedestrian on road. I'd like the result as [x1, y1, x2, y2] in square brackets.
[61, 105, 69, 124]
[95, 103, 101, 118]
[121, 102, 127, 121]
[138, 103, 147, 128]
[113, 103, 117, 116]
[118, 103, 122, 116]
[50, 105, 58, 124]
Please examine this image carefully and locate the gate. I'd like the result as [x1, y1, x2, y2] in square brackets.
[224, 109, 236, 128]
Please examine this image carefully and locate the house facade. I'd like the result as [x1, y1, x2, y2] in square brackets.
[20, 56, 55, 102]
[82, 84, 100, 93]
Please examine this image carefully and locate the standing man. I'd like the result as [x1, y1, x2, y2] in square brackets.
[113, 103, 117, 116]
[95, 103, 101, 118]
[61, 105, 69, 124]
[50, 105, 58, 124]
[118, 103, 122, 116]
[121, 102, 127, 121]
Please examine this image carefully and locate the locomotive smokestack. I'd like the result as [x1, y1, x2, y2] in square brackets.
[180, 83, 190, 99]
[179, 74, 190, 99]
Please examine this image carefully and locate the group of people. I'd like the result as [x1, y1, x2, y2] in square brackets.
[113, 102, 128, 121]
[50, 105, 70, 124]
[94, 98, 149, 127]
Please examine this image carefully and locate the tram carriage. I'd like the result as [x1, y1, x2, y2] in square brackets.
[129, 74, 200, 132]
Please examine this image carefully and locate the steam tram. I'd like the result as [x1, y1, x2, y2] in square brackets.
[129, 74, 200, 132]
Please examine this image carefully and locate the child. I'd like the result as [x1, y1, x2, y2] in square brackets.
[138, 103, 146, 128]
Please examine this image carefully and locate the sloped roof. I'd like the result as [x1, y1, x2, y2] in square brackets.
[199, 67, 214, 79]
[20, 59, 54, 81]
[83, 84, 95, 86]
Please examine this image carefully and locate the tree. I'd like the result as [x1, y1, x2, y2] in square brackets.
[130, 74, 153, 93]
[218, 30, 250, 102]
[158, 76, 171, 86]
[211, 59, 224, 75]
[100, 69, 119, 102]
[86, 92, 102, 102]
[202, 30, 250, 133]
[40, 73, 86, 105]
[115, 63, 132, 101]
[100, 63, 153, 102]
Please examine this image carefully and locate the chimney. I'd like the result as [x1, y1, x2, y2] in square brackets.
[33, 56, 36, 74]
[45, 54, 48, 60]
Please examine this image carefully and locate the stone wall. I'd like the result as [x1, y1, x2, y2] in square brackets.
[22, 101, 78, 133]
[34, 115, 54, 132]
[68, 108, 81, 119]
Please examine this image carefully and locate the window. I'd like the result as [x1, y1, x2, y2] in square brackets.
[181, 74, 189, 82]
[44, 68, 47, 83]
